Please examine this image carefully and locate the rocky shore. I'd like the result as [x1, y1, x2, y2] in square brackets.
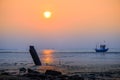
[0, 67, 120, 80]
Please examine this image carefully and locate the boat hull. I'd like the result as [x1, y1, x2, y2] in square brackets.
[95, 48, 109, 52]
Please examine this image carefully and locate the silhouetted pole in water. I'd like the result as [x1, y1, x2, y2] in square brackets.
[29, 46, 42, 66]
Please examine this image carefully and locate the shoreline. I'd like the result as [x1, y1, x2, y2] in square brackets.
[0, 65, 120, 80]
[1, 64, 120, 74]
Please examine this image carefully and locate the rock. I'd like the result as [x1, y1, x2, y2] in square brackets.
[27, 68, 40, 74]
[25, 68, 45, 80]
[24, 73, 45, 80]
[69, 75, 84, 80]
[45, 70, 62, 76]
[19, 67, 26, 73]
[1, 72, 10, 75]
[58, 75, 69, 80]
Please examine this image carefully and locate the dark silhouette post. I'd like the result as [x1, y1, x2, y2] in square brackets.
[29, 46, 42, 66]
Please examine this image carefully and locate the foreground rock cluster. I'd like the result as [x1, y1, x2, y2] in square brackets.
[0, 68, 120, 80]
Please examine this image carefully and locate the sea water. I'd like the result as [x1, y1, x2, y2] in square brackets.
[0, 52, 120, 67]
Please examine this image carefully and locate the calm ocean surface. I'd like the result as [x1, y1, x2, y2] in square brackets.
[0, 52, 120, 67]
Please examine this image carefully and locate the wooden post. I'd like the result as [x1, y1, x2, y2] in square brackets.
[29, 46, 42, 66]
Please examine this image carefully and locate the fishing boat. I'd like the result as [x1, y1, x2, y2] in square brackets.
[95, 44, 109, 52]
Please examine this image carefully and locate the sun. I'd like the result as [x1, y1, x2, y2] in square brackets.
[43, 11, 52, 19]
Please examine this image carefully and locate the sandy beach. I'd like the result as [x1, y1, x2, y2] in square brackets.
[0, 63, 120, 80]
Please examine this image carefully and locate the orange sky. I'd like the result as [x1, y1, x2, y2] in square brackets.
[0, 0, 120, 51]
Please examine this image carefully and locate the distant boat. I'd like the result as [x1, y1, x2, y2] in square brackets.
[95, 44, 109, 52]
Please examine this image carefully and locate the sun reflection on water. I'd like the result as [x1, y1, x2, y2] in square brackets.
[42, 50, 55, 65]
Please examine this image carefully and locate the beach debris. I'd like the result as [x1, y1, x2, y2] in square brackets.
[45, 70, 62, 76]
[29, 46, 42, 66]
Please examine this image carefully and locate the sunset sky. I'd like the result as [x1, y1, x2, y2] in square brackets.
[0, 0, 120, 51]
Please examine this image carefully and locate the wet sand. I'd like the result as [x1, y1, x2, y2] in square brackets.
[34, 64, 120, 73]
